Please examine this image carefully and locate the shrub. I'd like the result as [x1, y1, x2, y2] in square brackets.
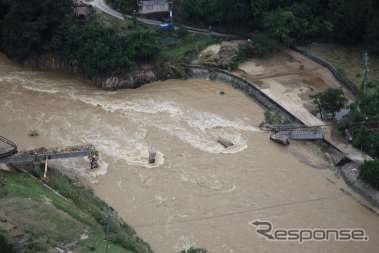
[264, 111, 290, 125]
[0, 234, 15, 253]
[229, 34, 274, 69]
[310, 88, 347, 119]
[359, 160, 379, 189]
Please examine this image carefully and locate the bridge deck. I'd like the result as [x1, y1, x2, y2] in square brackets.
[0, 145, 96, 164]
[277, 128, 325, 140]
[0, 136, 18, 159]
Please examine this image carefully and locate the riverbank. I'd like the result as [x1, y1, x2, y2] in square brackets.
[299, 43, 379, 93]
[190, 43, 378, 207]
[0, 166, 153, 253]
[0, 1, 218, 90]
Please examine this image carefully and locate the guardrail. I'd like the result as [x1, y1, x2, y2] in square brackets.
[0, 136, 18, 158]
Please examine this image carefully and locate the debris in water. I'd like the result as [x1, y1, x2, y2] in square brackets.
[270, 133, 290, 145]
[217, 138, 234, 148]
[149, 148, 156, 164]
[28, 130, 39, 137]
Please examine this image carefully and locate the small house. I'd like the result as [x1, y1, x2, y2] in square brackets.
[73, 0, 94, 20]
[137, 0, 169, 14]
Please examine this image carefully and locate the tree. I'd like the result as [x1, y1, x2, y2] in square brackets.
[179, 0, 252, 27]
[263, 8, 299, 45]
[341, 87, 379, 158]
[311, 88, 347, 120]
[107, 0, 136, 13]
[327, 0, 369, 44]
[359, 160, 379, 189]
[0, 0, 72, 59]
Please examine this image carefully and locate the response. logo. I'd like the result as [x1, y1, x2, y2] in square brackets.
[249, 220, 369, 243]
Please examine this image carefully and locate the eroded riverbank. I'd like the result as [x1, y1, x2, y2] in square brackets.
[1, 54, 378, 253]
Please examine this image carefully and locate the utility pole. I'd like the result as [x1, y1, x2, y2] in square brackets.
[104, 213, 111, 253]
[169, 0, 174, 24]
[362, 50, 369, 96]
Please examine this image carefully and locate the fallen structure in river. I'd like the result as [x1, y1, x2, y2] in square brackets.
[217, 138, 234, 148]
[270, 133, 290, 145]
[267, 125, 325, 145]
[0, 136, 99, 176]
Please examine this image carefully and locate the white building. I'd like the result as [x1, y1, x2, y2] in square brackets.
[138, 0, 169, 14]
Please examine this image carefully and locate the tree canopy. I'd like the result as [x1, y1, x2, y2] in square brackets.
[0, 0, 160, 75]
[172, 0, 379, 51]
[311, 88, 347, 119]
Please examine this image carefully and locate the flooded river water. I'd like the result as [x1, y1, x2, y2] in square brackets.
[0, 54, 378, 253]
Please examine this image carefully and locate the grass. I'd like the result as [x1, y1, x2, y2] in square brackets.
[302, 43, 379, 92]
[157, 31, 220, 63]
[95, 11, 135, 33]
[0, 168, 152, 253]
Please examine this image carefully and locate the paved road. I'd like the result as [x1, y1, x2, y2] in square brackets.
[86, 0, 234, 37]
[87, 0, 125, 20]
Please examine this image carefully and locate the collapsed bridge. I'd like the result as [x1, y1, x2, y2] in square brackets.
[0, 136, 98, 169]
[265, 125, 325, 145]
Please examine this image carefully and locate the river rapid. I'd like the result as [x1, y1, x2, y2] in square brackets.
[0, 53, 378, 253]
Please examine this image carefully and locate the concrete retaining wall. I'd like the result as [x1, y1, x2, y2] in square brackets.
[186, 65, 302, 125]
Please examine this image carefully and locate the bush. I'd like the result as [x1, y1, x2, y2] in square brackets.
[310, 88, 347, 119]
[106, 0, 136, 13]
[351, 128, 379, 159]
[229, 34, 274, 70]
[0, 234, 15, 253]
[250, 33, 274, 57]
[359, 160, 379, 189]
[264, 111, 290, 125]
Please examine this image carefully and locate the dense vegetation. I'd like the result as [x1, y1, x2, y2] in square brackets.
[110, 0, 379, 53]
[311, 88, 347, 120]
[0, 0, 162, 76]
[0, 0, 218, 78]
[359, 160, 379, 189]
[107, 0, 136, 13]
[341, 88, 379, 159]
[0, 234, 16, 253]
[179, 0, 379, 51]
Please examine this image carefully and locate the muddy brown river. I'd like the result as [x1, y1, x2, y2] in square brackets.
[0, 54, 378, 253]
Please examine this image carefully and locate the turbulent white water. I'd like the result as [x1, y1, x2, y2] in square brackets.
[0, 60, 260, 178]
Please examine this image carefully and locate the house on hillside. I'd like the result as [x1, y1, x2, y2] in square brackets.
[137, 0, 170, 14]
[73, 0, 94, 20]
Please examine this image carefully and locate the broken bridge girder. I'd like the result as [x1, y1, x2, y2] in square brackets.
[0, 136, 18, 159]
[0, 144, 98, 166]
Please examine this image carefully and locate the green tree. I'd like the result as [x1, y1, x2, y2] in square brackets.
[263, 8, 299, 45]
[359, 160, 379, 189]
[179, 0, 252, 27]
[311, 88, 347, 119]
[0, 0, 72, 59]
[341, 87, 379, 158]
[107, 0, 136, 13]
